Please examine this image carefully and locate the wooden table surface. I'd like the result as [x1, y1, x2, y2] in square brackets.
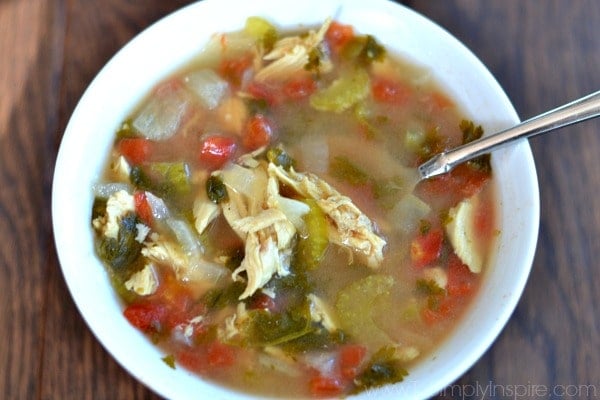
[1, 1, 599, 399]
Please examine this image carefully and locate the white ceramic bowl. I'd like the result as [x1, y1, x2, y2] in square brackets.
[52, 0, 539, 399]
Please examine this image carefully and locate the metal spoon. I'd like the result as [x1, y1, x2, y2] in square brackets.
[418, 90, 600, 180]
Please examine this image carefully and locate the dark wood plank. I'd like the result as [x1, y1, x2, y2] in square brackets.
[0, 1, 65, 399]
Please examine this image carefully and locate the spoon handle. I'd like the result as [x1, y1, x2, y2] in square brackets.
[418, 90, 600, 180]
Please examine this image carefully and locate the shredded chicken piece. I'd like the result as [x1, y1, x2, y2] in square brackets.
[229, 207, 296, 299]
[135, 223, 151, 243]
[237, 146, 267, 168]
[92, 190, 135, 239]
[182, 315, 204, 339]
[142, 234, 189, 275]
[142, 233, 227, 283]
[232, 231, 288, 299]
[307, 294, 338, 332]
[193, 196, 220, 235]
[219, 161, 301, 299]
[254, 19, 332, 82]
[110, 155, 131, 181]
[124, 263, 158, 296]
[269, 163, 386, 268]
[220, 302, 248, 342]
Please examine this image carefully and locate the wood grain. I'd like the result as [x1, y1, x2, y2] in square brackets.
[0, 1, 598, 399]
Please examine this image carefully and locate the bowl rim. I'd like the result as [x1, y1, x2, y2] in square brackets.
[52, 0, 539, 399]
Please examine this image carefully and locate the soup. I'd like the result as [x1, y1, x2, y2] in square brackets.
[91, 18, 497, 398]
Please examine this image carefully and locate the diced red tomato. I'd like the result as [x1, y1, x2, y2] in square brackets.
[243, 114, 274, 150]
[421, 307, 442, 325]
[131, 271, 205, 333]
[437, 296, 459, 316]
[372, 77, 412, 104]
[416, 163, 491, 208]
[325, 21, 355, 52]
[207, 341, 236, 367]
[123, 302, 166, 333]
[421, 295, 460, 325]
[283, 77, 317, 100]
[177, 348, 208, 374]
[219, 54, 253, 88]
[199, 135, 237, 169]
[452, 164, 491, 199]
[247, 78, 316, 105]
[339, 344, 367, 379]
[247, 81, 279, 106]
[157, 281, 200, 330]
[133, 191, 153, 226]
[118, 137, 153, 165]
[447, 254, 476, 296]
[248, 292, 277, 312]
[309, 375, 345, 398]
[410, 228, 444, 268]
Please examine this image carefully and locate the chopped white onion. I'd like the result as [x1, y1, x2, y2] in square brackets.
[164, 218, 228, 283]
[221, 163, 268, 199]
[132, 85, 193, 140]
[144, 191, 170, 220]
[184, 69, 229, 110]
[276, 196, 310, 230]
[388, 194, 431, 235]
[166, 218, 204, 259]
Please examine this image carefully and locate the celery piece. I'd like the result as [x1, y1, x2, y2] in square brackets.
[296, 199, 329, 270]
[310, 69, 370, 113]
[335, 275, 395, 350]
[244, 16, 278, 50]
[400, 300, 420, 322]
[404, 130, 426, 154]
